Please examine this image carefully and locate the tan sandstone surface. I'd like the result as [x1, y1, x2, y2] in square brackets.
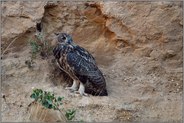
[1, 1, 183, 122]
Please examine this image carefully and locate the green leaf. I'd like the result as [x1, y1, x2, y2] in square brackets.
[29, 40, 41, 54]
[57, 97, 64, 101]
[42, 100, 52, 109]
[48, 104, 53, 109]
[65, 109, 76, 120]
[30, 93, 36, 99]
[46, 99, 52, 105]
[30, 88, 76, 120]
[42, 101, 49, 108]
[52, 105, 57, 110]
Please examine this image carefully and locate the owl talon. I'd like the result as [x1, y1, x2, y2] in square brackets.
[74, 82, 89, 96]
[65, 87, 77, 91]
[83, 93, 88, 96]
[65, 80, 78, 91]
[74, 91, 88, 96]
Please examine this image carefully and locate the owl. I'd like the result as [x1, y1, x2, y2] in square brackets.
[53, 33, 108, 96]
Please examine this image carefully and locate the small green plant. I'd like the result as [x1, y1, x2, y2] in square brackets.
[65, 109, 76, 121]
[26, 33, 51, 68]
[35, 32, 51, 58]
[25, 39, 41, 68]
[30, 88, 76, 121]
[29, 39, 41, 59]
[25, 22, 53, 68]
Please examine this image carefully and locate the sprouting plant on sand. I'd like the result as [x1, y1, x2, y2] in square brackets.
[30, 88, 76, 121]
[25, 22, 53, 68]
[25, 38, 41, 68]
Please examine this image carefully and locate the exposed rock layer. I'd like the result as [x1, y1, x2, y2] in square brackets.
[1, 1, 183, 122]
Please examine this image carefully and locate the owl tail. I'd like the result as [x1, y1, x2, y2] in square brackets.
[85, 85, 108, 96]
[97, 88, 108, 96]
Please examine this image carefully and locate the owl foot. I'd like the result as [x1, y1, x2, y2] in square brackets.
[74, 82, 88, 96]
[74, 91, 88, 96]
[65, 87, 77, 91]
[65, 80, 78, 91]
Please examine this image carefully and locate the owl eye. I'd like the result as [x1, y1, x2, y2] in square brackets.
[62, 36, 66, 40]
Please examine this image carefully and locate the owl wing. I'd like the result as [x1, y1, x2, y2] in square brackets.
[66, 45, 105, 85]
[74, 45, 96, 65]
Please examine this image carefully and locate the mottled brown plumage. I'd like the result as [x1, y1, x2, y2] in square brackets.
[53, 33, 108, 96]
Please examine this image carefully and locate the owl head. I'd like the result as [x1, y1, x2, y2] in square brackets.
[55, 32, 73, 44]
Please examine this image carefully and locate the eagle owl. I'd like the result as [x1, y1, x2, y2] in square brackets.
[53, 33, 108, 96]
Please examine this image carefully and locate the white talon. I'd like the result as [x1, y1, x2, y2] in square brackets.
[65, 80, 78, 91]
[74, 82, 88, 96]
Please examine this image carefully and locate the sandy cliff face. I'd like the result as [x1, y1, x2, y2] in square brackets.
[1, 1, 183, 122]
